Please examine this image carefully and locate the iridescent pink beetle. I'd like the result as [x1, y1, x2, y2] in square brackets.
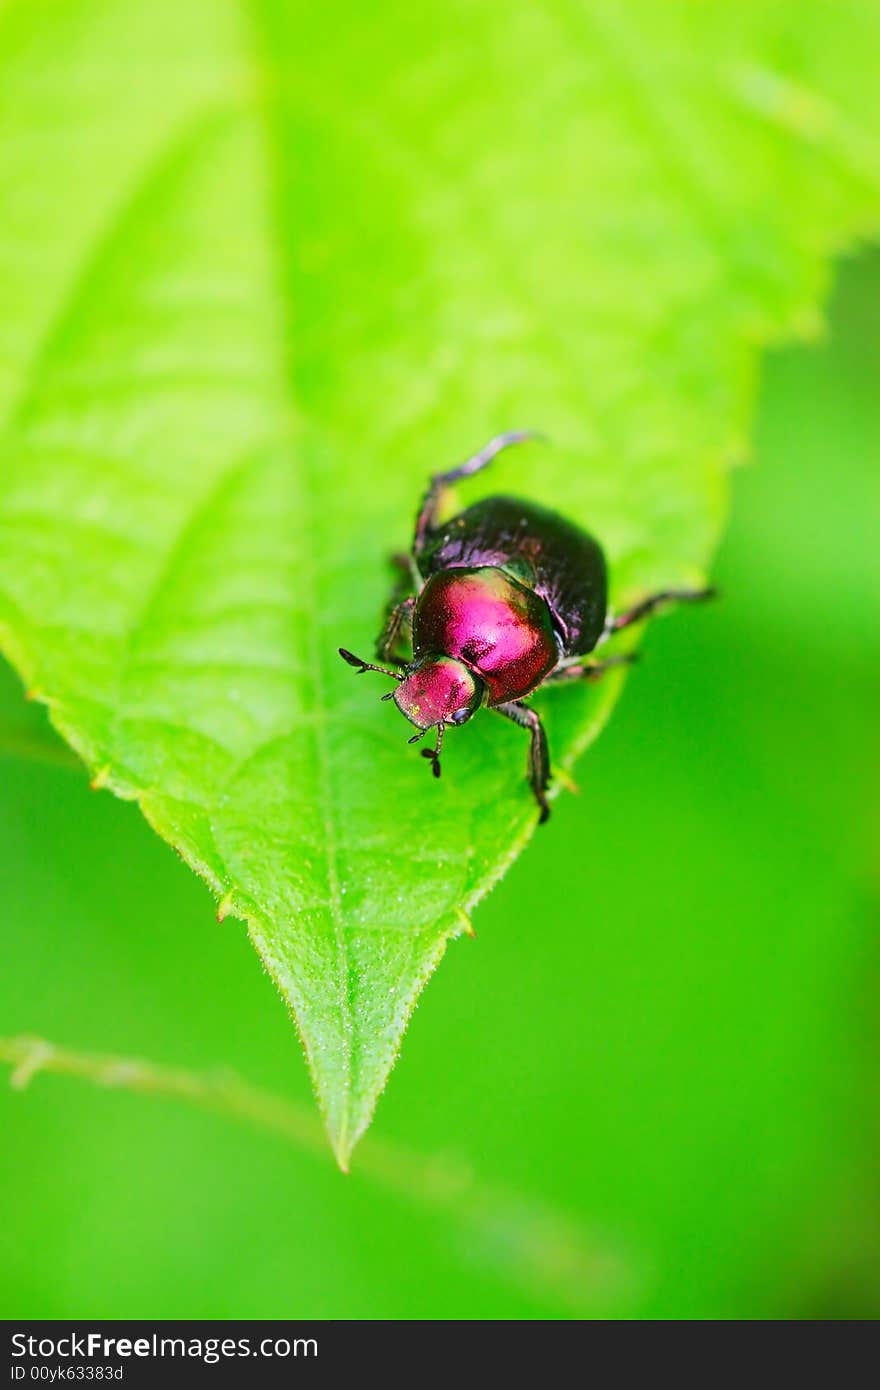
[340, 433, 713, 821]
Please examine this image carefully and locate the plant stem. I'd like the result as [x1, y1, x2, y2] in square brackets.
[0, 1033, 630, 1314]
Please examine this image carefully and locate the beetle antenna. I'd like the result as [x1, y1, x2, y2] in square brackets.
[420, 722, 444, 778]
[338, 647, 403, 681]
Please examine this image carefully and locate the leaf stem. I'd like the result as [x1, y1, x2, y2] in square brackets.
[0, 1034, 630, 1313]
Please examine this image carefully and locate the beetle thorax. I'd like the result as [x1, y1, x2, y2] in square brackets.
[413, 566, 559, 704]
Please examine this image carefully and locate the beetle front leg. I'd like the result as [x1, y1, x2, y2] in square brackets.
[494, 699, 552, 824]
[601, 585, 716, 639]
[413, 431, 540, 557]
[374, 552, 418, 667]
[375, 595, 415, 667]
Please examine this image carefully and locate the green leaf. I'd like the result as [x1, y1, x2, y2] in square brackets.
[1, 0, 879, 1166]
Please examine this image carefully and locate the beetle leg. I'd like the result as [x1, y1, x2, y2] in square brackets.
[390, 549, 422, 592]
[414, 430, 542, 556]
[600, 585, 716, 640]
[494, 699, 552, 823]
[374, 553, 418, 667]
[376, 595, 415, 667]
[547, 652, 637, 683]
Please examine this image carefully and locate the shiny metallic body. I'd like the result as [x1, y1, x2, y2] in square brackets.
[339, 433, 712, 822]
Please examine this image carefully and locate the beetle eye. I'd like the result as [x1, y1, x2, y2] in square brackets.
[451, 708, 471, 726]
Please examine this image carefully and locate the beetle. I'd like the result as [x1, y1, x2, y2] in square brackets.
[339, 431, 713, 822]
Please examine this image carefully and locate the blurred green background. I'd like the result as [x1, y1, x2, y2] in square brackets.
[1, 251, 878, 1321]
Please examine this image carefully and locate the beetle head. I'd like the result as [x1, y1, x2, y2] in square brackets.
[393, 655, 482, 778]
[338, 647, 482, 779]
[393, 655, 481, 733]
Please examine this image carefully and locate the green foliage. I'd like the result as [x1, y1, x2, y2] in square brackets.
[0, 253, 878, 1317]
[0, 0, 879, 1163]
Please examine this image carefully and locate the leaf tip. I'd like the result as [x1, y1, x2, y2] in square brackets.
[328, 1118, 355, 1173]
[455, 907, 476, 939]
[553, 765, 580, 796]
[216, 890, 235, 924]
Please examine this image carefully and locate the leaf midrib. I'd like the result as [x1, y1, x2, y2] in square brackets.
[244, 1, 356, 1155]
[0, 5, 359, 1150]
